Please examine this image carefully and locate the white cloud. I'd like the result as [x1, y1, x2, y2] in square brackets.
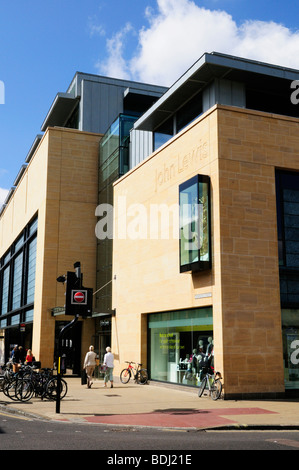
[0, 187, 8, 206]
[98, 0, 299, 86]
[88, 16, 106, 38]
[96, 23, 134, 80]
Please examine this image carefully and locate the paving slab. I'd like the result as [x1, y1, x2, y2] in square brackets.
[1, 377, 299, 430]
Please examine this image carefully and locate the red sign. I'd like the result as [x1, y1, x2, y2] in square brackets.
[71, 289, 87, 305]
[74, 291, 85, 303]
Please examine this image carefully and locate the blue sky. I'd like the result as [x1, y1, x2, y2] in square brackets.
[1, 0, 299, 204]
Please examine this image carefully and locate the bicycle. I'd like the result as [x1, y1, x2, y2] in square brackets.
[198, 368, 222, 400]
[2, 364, 68, 402]
[3, 365, 34, 402]
[120, 361, 149, 385]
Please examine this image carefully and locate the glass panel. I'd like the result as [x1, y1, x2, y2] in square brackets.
[28, 217, 38, 237]
[27, 237, 37, 304]
[179, 179, 199, 266]
[14, 235, 24, 253]
[276, 171, 299, 267]
[11, 314, 20, 326]
[177, 92, 202, 132]
[153, 117, 173, 151]
[12, 252, 23, 310]
[25, 309, 34, 322]
[199, 179, 210, 262]
[282, 309, 299, 390]
[97, 114, 138, 312]
[3, 250, 10, 265]
[149, 307, 213, 385]
[283, 188, 299, 268]
[179, 175, 211, 272]
[1, 266, 10, 315]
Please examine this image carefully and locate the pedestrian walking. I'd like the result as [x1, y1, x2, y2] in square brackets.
[83, 345, 97, 388]
[103, 346, 114, 388]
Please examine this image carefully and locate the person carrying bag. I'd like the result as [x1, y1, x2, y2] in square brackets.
[83, 345, 97, 388]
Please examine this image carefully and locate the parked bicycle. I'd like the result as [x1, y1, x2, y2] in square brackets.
[1, 363, 68, 402]
[120, 361, 149, 385]
[198, 368, 222, 400]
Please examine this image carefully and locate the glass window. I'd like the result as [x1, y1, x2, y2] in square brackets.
[3, 251, 10, 265]
[12, 252, 23, 310]
[0, 214, 38, 328]
[176, 92, 202, 133]
[28, 217, 38, 237]
[282, 309, 299, 390]
[25, 309, 34, 322]
[148, 307, 213, 385]
[276, 171, 299, 268]
[27, 237, 37, 304]
[14, 235, 24, 253]
[179, 175, 211, 273]
[1, 266, 10, 315]
[153, 117, 173, 151]
[10, 314, 20, 326]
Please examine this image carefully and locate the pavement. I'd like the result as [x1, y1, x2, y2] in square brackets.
[1, 376, 299, 430]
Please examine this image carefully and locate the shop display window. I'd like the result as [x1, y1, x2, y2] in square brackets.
[282, 309, 299, 390]
[179, 174, 211, 273]
[148, 307, 213, 386]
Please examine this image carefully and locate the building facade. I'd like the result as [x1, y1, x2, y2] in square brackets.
[0, 73, 166, 371]
[1, 53, 299, 399]
[112, 53, 299, 398]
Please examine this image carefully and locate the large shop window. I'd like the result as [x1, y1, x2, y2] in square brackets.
[282, 309, 299, 390]
[148, 307, 213, 386]
[0, 215, 38, 328]
[276, 170, 299, 270]
[179, 175, 211, 273]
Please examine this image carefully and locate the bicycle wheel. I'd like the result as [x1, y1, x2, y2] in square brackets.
[198, 376, 207, 397]
[16, 379, 34, 402]
[210, 378, 222, 400]
[137, 369, 148, 384]
[5, 378, 19, 401]
[46, 377, 68, 400]
[120, 368, 131, 384]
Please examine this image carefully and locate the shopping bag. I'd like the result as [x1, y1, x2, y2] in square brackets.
[81, 368, 87, 385]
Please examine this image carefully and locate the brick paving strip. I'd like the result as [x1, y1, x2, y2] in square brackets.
[81, 407, 277, 429]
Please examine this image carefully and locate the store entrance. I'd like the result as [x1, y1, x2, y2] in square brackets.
[95, 316, 111, 363]
[4, 324, 33, 363]
[55, 320, 82, 375]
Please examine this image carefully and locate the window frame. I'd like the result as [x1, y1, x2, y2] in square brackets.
[179, 174, 211, 273]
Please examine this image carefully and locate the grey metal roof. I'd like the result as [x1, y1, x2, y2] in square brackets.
[25, 134, 43, 163]
[134, 52, 299, 131]
[41, 93, 80, 131]
[13, 164, 28, 186]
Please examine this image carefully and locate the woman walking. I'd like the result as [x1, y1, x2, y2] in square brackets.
[103, 346, 114, 388]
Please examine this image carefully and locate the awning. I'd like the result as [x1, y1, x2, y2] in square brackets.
[41, 93, 80, 131]
[134, 51, 299, 131]
[51, 307, 115, 317]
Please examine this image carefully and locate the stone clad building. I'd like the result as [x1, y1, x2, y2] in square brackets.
[1, 53, 299, 398]
[112, 53, 299, 398]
